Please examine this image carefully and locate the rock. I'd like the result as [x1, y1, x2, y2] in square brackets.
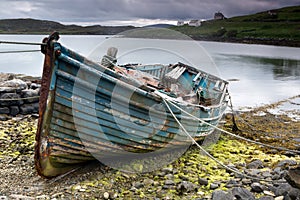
[143, 178, 154, 186]
[162, 167, 173, 174]
[245, 169, 261, 177]
[165, 174, 174, 180]
[247, 159, 264, 169]
[9, 194, 34, 199]
[21, 89, 39, 103]
[20, 104, 36, 115]
[36, 194, 50, 199]
[0, 107, 10, 114]
[261, 171, 272, 178]
[277, 160, 298, 168]
[274, 196, 284, 200]
[275, 183, 292, 196]
[241, 178, 252, 185]
[0, 79, 27, 92]
[258, 196, 274, 200]
[103, 192, 110, 199]
[132, 181, 144, 189]
[0, 196, 8, 200]
[263, 190, 275, 196]
[198, 177, 209, 186]
[251, 182, 264, 193]
[176, 181, 196, 193]
[30, 83, 41, 90]
[288, 188, 300, 199]
[0, 93, 23, 106]
[212, 190, 234, 200]
[285, 166, 300, 189]
[164, 180, 175, 185]
[226, 179, 241, 188]
[210, 183, 219, 190]
[9, 106, 19, 116]
[0, 114, 8, 121]
[231, 187, 256, 200]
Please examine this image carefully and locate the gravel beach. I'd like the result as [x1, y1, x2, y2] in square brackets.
[0, 73, 299, 199]
[0, 95, 299, 199]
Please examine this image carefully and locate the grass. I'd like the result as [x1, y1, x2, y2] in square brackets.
[171, 5, 300, 42]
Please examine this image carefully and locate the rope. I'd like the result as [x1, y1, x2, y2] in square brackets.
[0, 49, 40, 54]
[160, 94, 300, 154]
[0, 96, 40, 101]
[161, 97, 270, 182]
[0, 40, 46, 46]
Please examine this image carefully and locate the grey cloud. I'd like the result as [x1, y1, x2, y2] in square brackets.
[0, 0, 299, 24]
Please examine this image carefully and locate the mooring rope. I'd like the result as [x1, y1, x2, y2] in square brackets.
[0, 49, 40, 54]
[161, 97, 276, 182]
[162, 95, 300, 154]
[0, 40, 46, 46]
[0, 96, 40, 101]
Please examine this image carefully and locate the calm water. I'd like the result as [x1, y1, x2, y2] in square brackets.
[0, 34, 299, 108]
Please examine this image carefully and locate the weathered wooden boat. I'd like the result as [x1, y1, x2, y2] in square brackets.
[35, 32, 229, 177]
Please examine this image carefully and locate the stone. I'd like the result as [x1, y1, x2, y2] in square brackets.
[19, 104, 34, 114]
[245, 169, 261, 177]
[0, 107, 10, 114]
[132, 181, 144, 189]
[258, 196, 274, 200]
[288, 188, 300, 199]
[274, 196, 284, 200]
[0, 114, 8, 121]
[247, 159, 264, 169]
[275, 183, 292, 196]
[30, 83, 41, 90]
[0, 196, 8, 200]
[212, 190, 234, 200]
[0, 93, 23, 106]
[21, 89, 39, 103]
[9, 106, 19, 116]
[261, 171, 272, 178]
[9, 194, 34, 200]
[143, 178, 154, 186]
[277, 160, 298, 168]
[176, 181, 196, 193]
[231, 187, 256, 200]
[198, 177, 209, 186]
[103, 192, 110, 199]
[210, 183, 219, 190]
[164, 180, 175, 185]
[0, 79, 27, 92]
[285, 166, 300, 189]
[251, 182, 264, 193]
[165, 174, 174, 180]
[162, 167, 173, 174]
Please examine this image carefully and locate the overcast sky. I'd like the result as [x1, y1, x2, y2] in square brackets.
[0, 0, 299, 26]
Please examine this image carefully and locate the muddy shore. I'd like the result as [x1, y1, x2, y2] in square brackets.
[0, 95, 299, 199]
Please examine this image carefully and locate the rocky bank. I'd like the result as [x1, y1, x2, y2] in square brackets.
[0, 74, 299, 199]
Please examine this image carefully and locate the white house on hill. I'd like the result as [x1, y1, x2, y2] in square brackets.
[188, 20, 201, 27]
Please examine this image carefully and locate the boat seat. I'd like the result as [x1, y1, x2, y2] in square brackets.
[164, 66, 186, 83]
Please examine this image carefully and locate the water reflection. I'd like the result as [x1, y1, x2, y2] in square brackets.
[236, 55, 300, 80]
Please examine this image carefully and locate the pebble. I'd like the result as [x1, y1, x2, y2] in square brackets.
[251, 182, 264, 193]
[103, 192, 110, 199]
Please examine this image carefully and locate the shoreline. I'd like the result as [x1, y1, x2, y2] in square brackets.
[1, 32, 300, 48]
[0, 96, 299, 199]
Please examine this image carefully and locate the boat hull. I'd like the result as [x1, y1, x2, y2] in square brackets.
[35, 34, 228, 177]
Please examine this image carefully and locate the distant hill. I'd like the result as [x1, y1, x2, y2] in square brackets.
[143, 24, 175, 28]
[0, 18, 135, 35]
[171, 5, 300, 47]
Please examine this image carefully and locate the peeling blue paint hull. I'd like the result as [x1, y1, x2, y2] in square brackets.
[35, 33, 229, 178]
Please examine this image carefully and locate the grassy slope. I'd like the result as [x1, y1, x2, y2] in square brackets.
[171, 6, 300, 45]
